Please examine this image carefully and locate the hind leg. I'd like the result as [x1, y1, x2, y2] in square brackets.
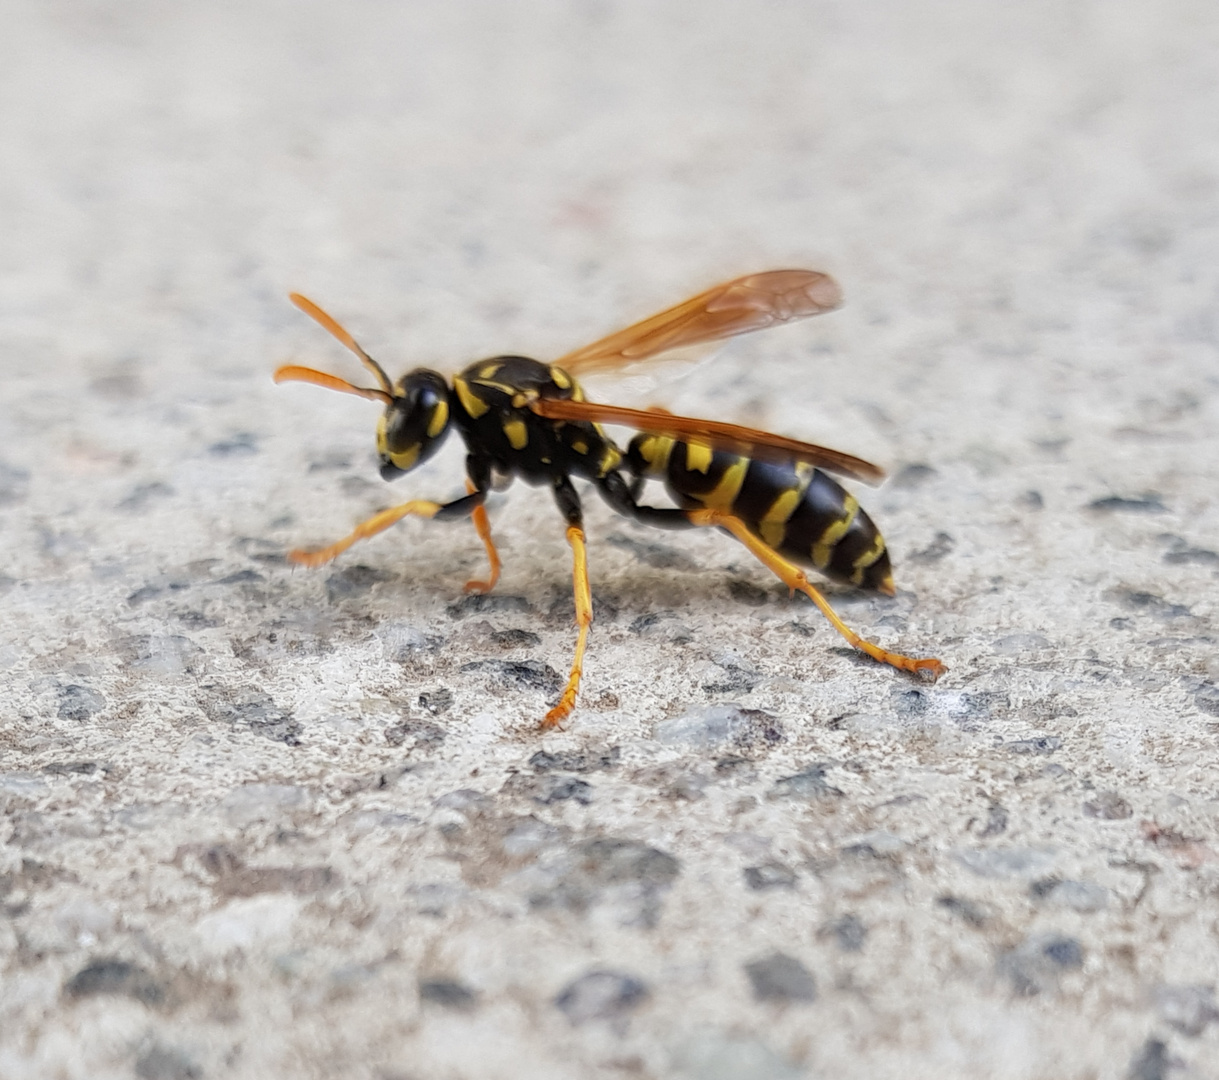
[685, 507, 946, 679]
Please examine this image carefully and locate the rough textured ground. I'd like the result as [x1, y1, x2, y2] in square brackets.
[2, 2, 1219, 1078]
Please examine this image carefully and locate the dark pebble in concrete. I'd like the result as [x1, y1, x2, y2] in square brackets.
[554, 970, 648, 1024]
[135, 1043, 201, 1080]
[418, 978, 478, 1010]
[529, 746, 620, 773]
[1087, 494, 1167, 513]
[744, 863, 796, 891]
[1127, 1038, 1171, 1080]
[744, 953, 816, 1003]
[826, 913, 867, 952]
[418, 688, 453, 714]
[1007, 736, 1062, 755]
[490, 628, 541, 648]
[770, 764, 843, 800]
[447, 593, 533, 618]
[459, 659, 563, 695]
[57, 684, 106, 722]
[65, 959, 165, 1006]
[1083, 791, 1133, 819]
[326, 564, 391, 602]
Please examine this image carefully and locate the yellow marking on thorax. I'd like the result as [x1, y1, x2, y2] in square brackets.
[699, 456, 748, 510]
[453, 376, 489, 419]
[476, 361, 502, 379]
[810, 494, 859, 569]
[550, 366, 571, 390]
[684, 440, 713, 474]
[571, 438, 589, 455]
[503, 418, 529, 450]
[426, 400, 449, 438]
[849, 532, 887, 584]
[473, 378, 518, 396]
[758, 462, 813, 548]
[598, 444, 622, 476]
[376, 413, 389, 455]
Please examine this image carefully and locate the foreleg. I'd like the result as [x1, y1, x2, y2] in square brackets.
[288, 488, 487, 568]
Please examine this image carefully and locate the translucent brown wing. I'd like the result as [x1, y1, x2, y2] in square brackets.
[530, 398, 884, 485]
[554, 269, 842, 376]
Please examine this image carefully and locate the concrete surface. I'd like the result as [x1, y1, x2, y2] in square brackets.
[2, 2, 1218, 1078]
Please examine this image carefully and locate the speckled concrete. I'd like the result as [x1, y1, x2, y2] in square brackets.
[2, 3, 1218, 1078]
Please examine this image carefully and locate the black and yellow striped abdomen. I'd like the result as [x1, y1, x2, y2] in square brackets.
[628, 434, 895, 593]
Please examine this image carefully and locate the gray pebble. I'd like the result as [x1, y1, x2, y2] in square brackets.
[529, 746, 620, 773]
[744, 952, 816, 1003]
[57, 684, 106, 722]
[135, 1043, 201, 1080]
[326, 564, 391, 602]
[770, 764, 842, 800]
[418, 978, 478, 1010]
[998, 934, 1083, 996]
[1127, 1038, 1172, 1080]
[1007, 736, 1062, 755]
[826, 913, 867, 952]
[744, 862, 796, 891]
[1083, 791, 1133, 819]
[1154, 983, 1219, 1037]
[655, 705, 783, 754]
[65, 958, 165, 1006]
[459, 659, 563, 695]
[554, 969, 648, 1024]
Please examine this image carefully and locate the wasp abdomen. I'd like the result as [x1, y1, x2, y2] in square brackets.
[629, 435, 894, 593]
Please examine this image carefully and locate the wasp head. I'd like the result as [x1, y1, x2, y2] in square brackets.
[377, 370, 452, 479]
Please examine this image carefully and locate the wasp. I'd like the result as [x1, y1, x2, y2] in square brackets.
[275, 270, 946, 727]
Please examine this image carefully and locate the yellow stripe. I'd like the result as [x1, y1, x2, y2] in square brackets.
[757, 462, 813, 548]
[503, 418, 529, 450]
[849, 533, 886, 584]
[571, 438, 589, 455]
[810, 494, 858, 569]
[699, 457, 748, 510]
[637, 435, 674, 475]
[426, 399, 449, 438]
[684, 440, 713, 474]
[550, 366, 571, 389]
[453, 376, 489, 419]
[476, 361, 502, 379]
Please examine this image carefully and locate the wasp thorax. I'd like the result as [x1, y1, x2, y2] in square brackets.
[377, 370, 452, 479]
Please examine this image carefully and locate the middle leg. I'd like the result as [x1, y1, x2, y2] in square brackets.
[543, 477, 593, 729]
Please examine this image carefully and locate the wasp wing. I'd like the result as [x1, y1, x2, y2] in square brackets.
[554, 269, 842, 376]
[529, 398, 884, 485]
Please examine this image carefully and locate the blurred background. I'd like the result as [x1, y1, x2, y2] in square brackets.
[2, 3, 1217, 1079]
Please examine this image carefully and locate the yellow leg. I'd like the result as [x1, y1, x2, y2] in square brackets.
[288, 500, 442, 568]
[543, 525, 593, 728]
[463, 480, 502, 594]
[687, 508, 947, 680]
